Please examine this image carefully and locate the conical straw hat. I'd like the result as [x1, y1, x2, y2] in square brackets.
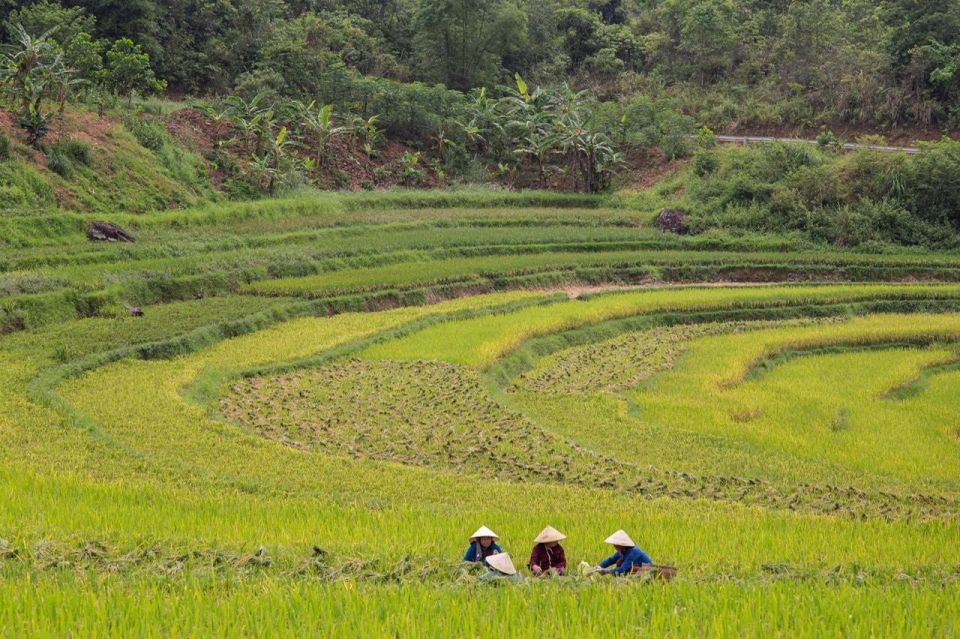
[534, 525, 566, 544]
[604, 530, 636, 547]
[470, 526, 499, 540]
[486, 552, 517, 575]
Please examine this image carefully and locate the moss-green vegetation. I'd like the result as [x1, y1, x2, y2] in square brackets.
[677, 141, 960, 248]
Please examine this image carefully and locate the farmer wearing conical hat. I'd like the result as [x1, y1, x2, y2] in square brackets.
[480, 552, 523, 582]
[462, 526, 503, 566]
[595, 530, 652, 575]
[529, 525, 567, 576]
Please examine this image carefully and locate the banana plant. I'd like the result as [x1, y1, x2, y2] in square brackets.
[0, 24, 70, 146]
[303, 104, 348, 141]
[559, 121, 624, 193]
[349, 114, 381, 146]
[302, 103, 349, 163]
[515, 128, 563, 187]
[251, 124, 300, 194]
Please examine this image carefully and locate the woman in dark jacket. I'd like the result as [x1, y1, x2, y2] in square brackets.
[529, 525, 567, 576]
[462, 526, 503, 566]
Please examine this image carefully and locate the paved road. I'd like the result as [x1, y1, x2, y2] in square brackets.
[713, 134, 921, 154]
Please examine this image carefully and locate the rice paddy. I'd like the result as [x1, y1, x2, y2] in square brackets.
[2, 192, 959, 637]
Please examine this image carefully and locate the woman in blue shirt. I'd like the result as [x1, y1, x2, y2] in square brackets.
[596, 529, 653, 575]
[462, 526, 503, 566]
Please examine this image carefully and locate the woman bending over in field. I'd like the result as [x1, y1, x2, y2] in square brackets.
[594, 530, 652, 575]
[529, 525, 567, 576]
[462, 526, 503, 567]
[480, 552, 523, 582]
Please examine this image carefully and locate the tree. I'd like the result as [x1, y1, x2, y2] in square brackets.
[65, 0, 161, 62]
[589, 0, 626, 25]
[678, 0, 739, 84]
[246, 12, 395, 101]
[883, 0, 960, 68]
[151, 0, 288, 95]
[104, 37, 165, 103]
[0, 24, 71, 146]
[4, 0, 96, 47]
[64, 31, 103, 86]
[413, 0, 528, 90]
[556, 8, 602, 69]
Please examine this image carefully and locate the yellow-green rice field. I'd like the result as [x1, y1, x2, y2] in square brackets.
[2, 193, 959, 637]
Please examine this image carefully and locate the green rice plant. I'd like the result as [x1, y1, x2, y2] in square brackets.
[1, 577, 958, 638]
[519, 318, 834, 395]
[362, 284, 960, 368]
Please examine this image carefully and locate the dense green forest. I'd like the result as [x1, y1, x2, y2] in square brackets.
[3, 0, 960, 248]
[3, 0, 960, 128]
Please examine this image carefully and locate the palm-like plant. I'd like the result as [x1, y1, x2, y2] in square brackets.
[251, 124, 302, 194]
[496, 75, 624, 192]
[457, 87, 506, 159]
[300, 103, 350, 166]
[303, 104, 349, 141]
[0, 24, 70, 146]
[214, 93, 274, 151]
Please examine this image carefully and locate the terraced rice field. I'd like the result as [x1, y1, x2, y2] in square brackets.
[2, 191, 959, 637]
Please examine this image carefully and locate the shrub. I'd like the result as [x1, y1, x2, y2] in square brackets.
[903, 140, 960, 229]
[696, 126, 718, 149]
[47, 149, 73, 177]
[835, 151, 908, 203]
[0, 132, 11, 161]
[223, 176, 260, 201]
[753, 143, 820, 181]
[816, 130, 841, 150]
[53, 138, 93, 166]
[693, 150, 718, 177]
[661, 133, 691, 161]
[123, 116, 169, 152]
[787, 164, 840, 209]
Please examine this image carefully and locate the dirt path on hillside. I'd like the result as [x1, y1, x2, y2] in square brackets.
[713, 134, 921, 154]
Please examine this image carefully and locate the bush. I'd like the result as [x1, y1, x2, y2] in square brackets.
[835, 151, 908, 203]
[816, 130, 841, 150]
[696, 126, 718, 149]
[223, 176, 260, 201]
[353, 78, 464, 144]
[47, 150, 73, 177]
[786, 164, 840, 209]
[661, 133, 691, 161]
[0, 132, 11, 161]
[684, 138, 960, 249]
[903, 140, 960, 229]
[753, 143, 820, 181]
[693, 150, 718, 177]
[123, 115, 169, 152]
[53, 138, 93, 167]
[804, 200, 956, 248]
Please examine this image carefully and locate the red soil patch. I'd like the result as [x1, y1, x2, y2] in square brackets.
[619, 148, 690, 191]
[165, 108, 227, 155]
[63, 112, 115, 148]
[1, 108, 115, 152]
[163, 107, 440, 191]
